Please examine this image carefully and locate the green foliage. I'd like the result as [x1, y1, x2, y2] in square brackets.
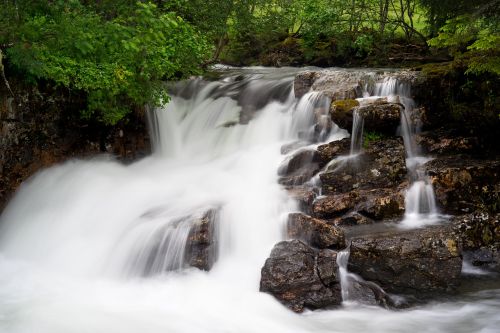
[428, 14, 500, 76]
[1, 1, 210, 124]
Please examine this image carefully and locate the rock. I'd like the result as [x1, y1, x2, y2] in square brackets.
[357, 103, 403, 135]
[287, 213, 346, 249]
[355, 188, 406, 220]
[294, 71, 320, 99]
[316, 138, 351, 164]
[424, 156, 500, 214]
[312, 193, 359, 219]
[348, 224, 463, 296]
[280, 141, 309, 155]
[278, 149, 322, 186]
[185, 208, 220, 271]
[312, 187, 405, 222]
[344, 278, 399, 308]
[332, 212, 374, 226]
[286, 187, 317, 214]
[260, 240, 342, 312]
[453, 212, 500, 250]
[320, 138, 407, 195]
[329, 99, 360, 130]
[463, 247, 500, 272]
[416, 129, 480, 155]
[330, 101, 403, 135]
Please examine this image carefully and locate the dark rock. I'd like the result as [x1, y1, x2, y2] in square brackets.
[453, 212, 500, 250]
[287, 213, 346, 249]
[312, 193, 359, 219]
[294, 71, 321, 99]
[185, 208, 220, 271]
[286, 187, 317, 214]
[348, 224, 463, 296]
[357, 103, 403, 135]
[355, 188, 406, 220]
[463, 247, 500, 272]
[316, 138, 351, 164]
[320, 138, 407, 195]
[424, 156, 500, 214]
[313, 187, 405, 222]
[416, 129, 480, 155]
[332, 212, 374, 226]
[278, 149, 322, 186]
[345, 278, 399, 308]
[330, 100, 402, 135]
[260, 240, 342, 312]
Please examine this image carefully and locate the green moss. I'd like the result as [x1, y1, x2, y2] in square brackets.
[331, 99, 359, 114]
[421, 62, 455, 78]
[363, 131, 385, 148]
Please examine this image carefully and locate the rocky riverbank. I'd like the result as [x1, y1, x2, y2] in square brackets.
[261, 68, 500, 312]
[0, 80, 150, 211]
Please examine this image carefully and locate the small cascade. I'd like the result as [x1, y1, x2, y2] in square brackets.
[349, 109, 364, 156]
[337, 246, 395, 307]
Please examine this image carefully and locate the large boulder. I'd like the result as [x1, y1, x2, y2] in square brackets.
[287, 213, 345, 249]
[424, 156, 500, 214]
[330, 100, 403, 135]
[320, 138, 407, 195]
[312, 187, 405, 221]
[260, 240, 342, 312]
[348, 224, 463, 296]
[286, 187, 317, 214]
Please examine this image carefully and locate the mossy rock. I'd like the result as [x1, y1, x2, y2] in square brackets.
[330, 99, 359, 114]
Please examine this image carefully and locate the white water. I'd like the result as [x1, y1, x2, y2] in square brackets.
[0, 68, 499, 333]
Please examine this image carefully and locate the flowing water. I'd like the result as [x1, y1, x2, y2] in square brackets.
[0, 67, 499, 333]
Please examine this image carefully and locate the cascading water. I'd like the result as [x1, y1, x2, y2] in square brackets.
[0, 67, 499, 333]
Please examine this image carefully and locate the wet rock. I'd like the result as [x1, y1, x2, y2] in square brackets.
[312, 193, 359, 219]
[348, 225, 463, 296]
[294, 71, 320, 98]
[332, 212, 374, 226]
[278, 149, 322, 186]
[453, 212, 500, 250]
[355, 188, 406, 220]
[345, 278, 399, 308]
[424, 156, 500, 214]
[330, 101, 402, 135]
[280, 141, 309, 155]
[320, 138, 407, 195]
[260, 240, 342, 312]
[416, 129, 480, 155]
[316, 138, 351, 164]
[357, 103, 402, 135]
[185, 208, 220, 271]
[463, 247, 500, 272]
[313, 187, 405, 222]
[329, 99, 360, 130]
[286, 187, 317, 214]
[287, 213, 345, 249]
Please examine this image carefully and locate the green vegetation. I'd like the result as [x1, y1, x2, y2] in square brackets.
[0, 0, 498, 124]
[363, 132, 385, 148]
[0, 1, 210, 124]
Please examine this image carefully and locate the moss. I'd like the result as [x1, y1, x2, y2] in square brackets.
[421, 62, 455, 78]
[363, 131, 385, 148]
[330, 99, 359, 114]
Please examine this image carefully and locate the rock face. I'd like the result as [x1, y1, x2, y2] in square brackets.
[260, 240, 342, 312]
[294, 71, 320, 98]
[185, 208, 220, 271]
[287, 213, 345, 249]
[424, 156, 500, 214]
[0, 80, 150, 212]
[330, 100, 403, 135]
[454, 212, 500, 272]
[320, 138, 407, 195]
[416, 129, 479, 155]
[316, 137, 351, 163]
[278, 149, 322, 186]
[348, 225, 463, 296]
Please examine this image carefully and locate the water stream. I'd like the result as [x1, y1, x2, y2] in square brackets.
[0, 67, 498, 333]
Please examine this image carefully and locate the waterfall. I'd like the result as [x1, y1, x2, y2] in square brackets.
[349, 109, 364, 155]
[0, 68, 493, 333]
